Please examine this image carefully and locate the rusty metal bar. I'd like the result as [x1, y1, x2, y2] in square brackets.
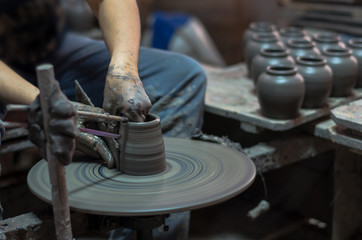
[36, 64, 73, 240]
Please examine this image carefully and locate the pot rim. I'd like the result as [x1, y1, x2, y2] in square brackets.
[280, 27, 305, 37]
[348, 38, 362, 48]
[260, 48, 289, 57]
[287, 38, 314, 48]
[127, 113, 160, 127]
[249, 21, 276, 31]
[322, 47, 352, 57]
[266, 65, 297, 75]
[252, 33, 279, 42]
[296, 56, 327, 66]
[313, 33, 340, 43]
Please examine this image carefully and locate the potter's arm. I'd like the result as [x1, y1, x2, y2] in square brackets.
[85, 0, 151, 122]
[0, 61, 39, 105]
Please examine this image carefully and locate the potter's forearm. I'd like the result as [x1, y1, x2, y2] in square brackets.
[86, 0, 141, 73]
[0, 61, 39, 104]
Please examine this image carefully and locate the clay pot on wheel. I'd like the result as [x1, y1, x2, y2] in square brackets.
[117, 113, 166, 175]
[279, 26, 312, 44]
[257, 65, 305, 119]
[313, 33, 346, 51]
[322, 48, 358, 97]
[245, 33, 285, 76]
[242, 21, 279, 51]
[286, 38, 321, 60]
[348, 38, 362, 88]
[250, 48, 295, 85]
[296, 56, 332, 108]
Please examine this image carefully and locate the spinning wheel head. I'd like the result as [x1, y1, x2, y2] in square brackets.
[28, 137, 256, 216]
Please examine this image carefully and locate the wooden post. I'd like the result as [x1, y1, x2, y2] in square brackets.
[36, 64, 73, 240]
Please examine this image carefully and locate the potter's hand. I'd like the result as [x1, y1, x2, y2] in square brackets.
[72, 102, 115, 168]
[103, 68, 151, 123]
[28, 95, 79, 165]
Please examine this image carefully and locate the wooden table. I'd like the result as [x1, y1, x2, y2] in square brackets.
[310, 100, 362, 240]
[204, 63, 362, 133]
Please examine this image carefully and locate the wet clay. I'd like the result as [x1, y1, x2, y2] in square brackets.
[27, 137, 256, 216]
[117, 113, 166, 175]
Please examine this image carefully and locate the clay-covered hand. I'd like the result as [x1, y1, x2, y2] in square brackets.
[28, 94, 79, 165]
[103, 67, 151, 123]
[72, 102, 115, 168]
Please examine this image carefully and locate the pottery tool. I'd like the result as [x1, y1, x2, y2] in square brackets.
[36, 64, 73, 240]
[28, 137, 256, 216]
[2, 121, 121, 139]
[6, 104, 128, 123]
[3, 105, 126, 139]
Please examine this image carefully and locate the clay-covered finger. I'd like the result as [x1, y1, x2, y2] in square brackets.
[49, 118, 79, 138]
[49, 135, 75, 165]
[50, 96, 77, 118]
[76, 133, 114, 168]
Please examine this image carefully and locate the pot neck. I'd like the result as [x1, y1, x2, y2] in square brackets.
[348, 38, 362, 49]
[252, 33, 279, 43]
[313, 33, 340, 43]
[266, 66, 297, 76]
[296, 56, 326, 66]
[323, 48, 352, 57]
[287, 39, 314, 49]
[260, 48, 289, 57]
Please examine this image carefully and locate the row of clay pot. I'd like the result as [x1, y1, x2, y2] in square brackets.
[244, 22, 362, 88]
[256, 50, 358, 120]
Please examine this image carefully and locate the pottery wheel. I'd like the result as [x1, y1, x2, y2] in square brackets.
[28, 137, 256, 216]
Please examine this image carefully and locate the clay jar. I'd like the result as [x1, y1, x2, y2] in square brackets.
[296, 56, 332, 108]
[245, 33, 285, 76]
[322, 48, 358, 97]
[348, 38, 362, 87]
[250, 48, 295, 84]
[286, 38, 321, 60]
[279, 26, 312, 44]
[313, 33, 346, 51]
[242, 21, 279, 50]
[117, 113, 166, 176]
[257, 66, 305, 119]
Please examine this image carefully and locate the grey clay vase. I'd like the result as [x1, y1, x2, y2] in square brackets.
[348, 38, 362, 88]
[245, 33, 285, 76]
[296, 56, 332, 108]
[250, 48, 295, 85]
[313, 33, 346, 51]
[286, 38, 321, 60]
[117, 114, 166, 175]
[322, 48, 358, 97]
[257, 65, 305, 119]
[242, 21, 279, 50]
[279, 26, 312, 45]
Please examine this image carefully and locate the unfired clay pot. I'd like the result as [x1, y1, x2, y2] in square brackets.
[286, 38, 321, 60]
[245, 33, 285, 76]
[313, 33, 346, 51]
[117, 114, 166, 176]
[242, 21, 279, 50]
[322, 48, 358, 97]
[348, 38, 362, 88]
[279, 26, 312, 45]
[296, 56, 332, 108]
[257, 65, 305, 119]
[250, 48, 295, 84]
